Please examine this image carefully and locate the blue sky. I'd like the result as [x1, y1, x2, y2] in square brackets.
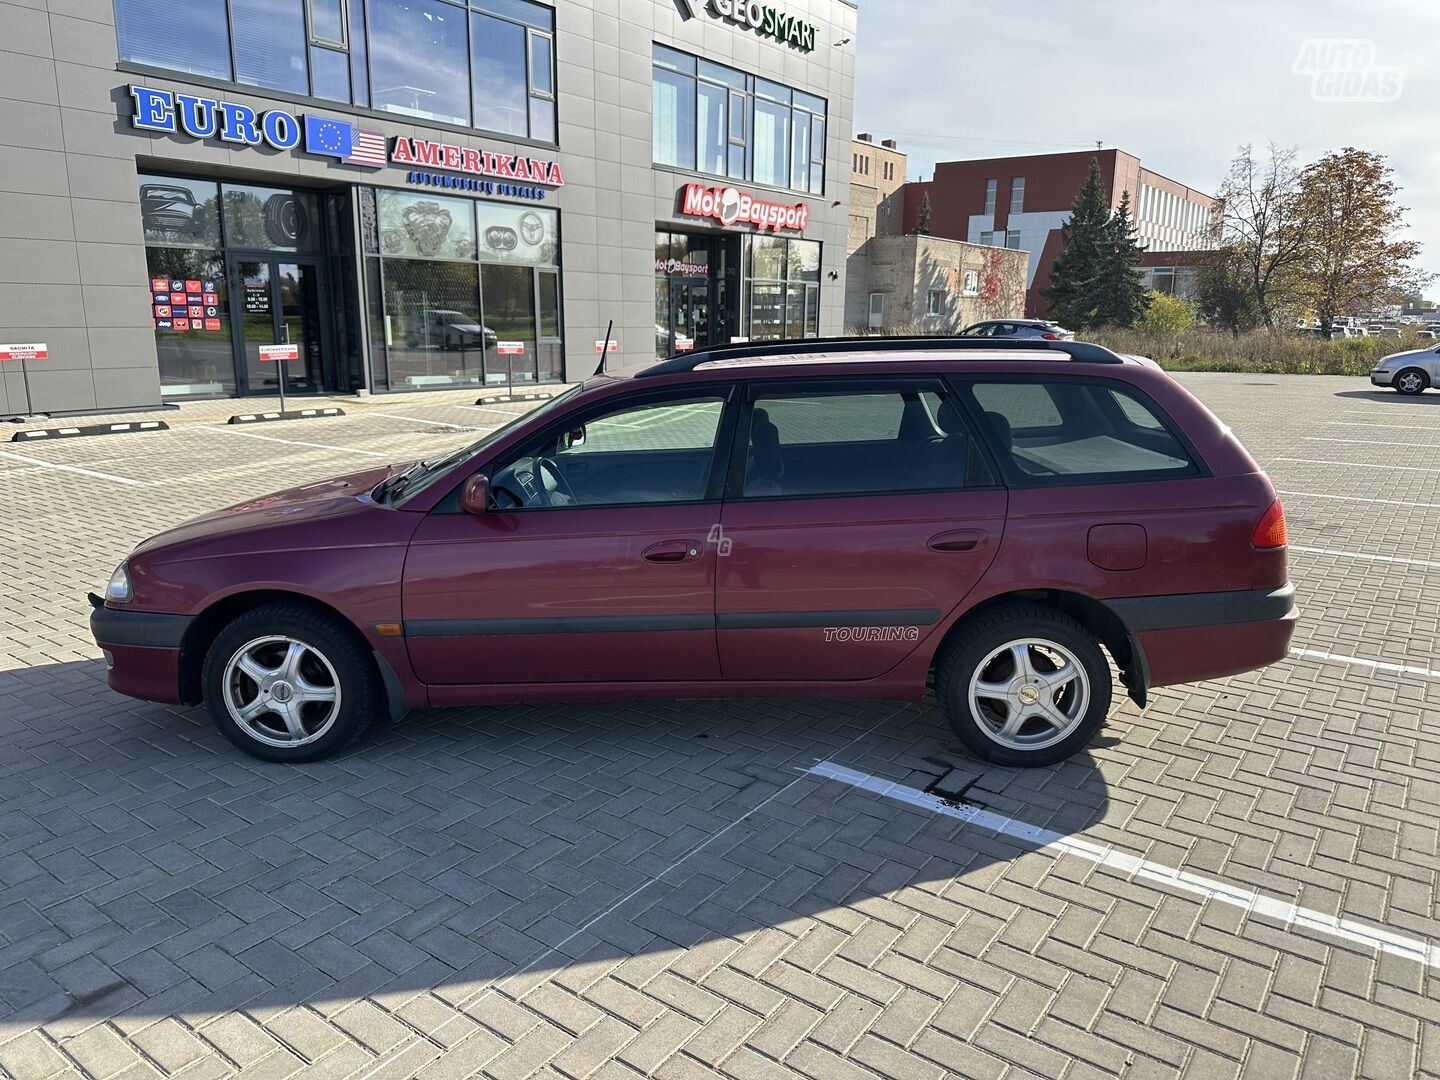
[853, 0, 1440, 292]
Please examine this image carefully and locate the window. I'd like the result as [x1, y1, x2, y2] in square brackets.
[115, 0, 557, 139]
[1010, 177, 1025, 214]
[747, 237, 819, 341]
[868, 292, 884, 329]
[983, 178, 997, 216]
[653, 45, 826, 195]
[743, 386, 993, 498]
[492, 395, 728, 507]
[966, 380, 1198, 483]
[1005, 230, 1022, 249]
[926, 289, 943, 317]
[978, 231, 994, 247]
[962, 269, 980, 296]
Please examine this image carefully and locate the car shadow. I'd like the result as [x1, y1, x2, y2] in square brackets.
[1333, 389, 1440, 405]
[0, 658, 1110, 1031]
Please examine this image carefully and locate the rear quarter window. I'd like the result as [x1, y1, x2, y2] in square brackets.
[965, 378, 1200, 484]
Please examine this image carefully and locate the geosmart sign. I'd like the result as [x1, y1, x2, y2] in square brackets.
[708, 0, 817, 52]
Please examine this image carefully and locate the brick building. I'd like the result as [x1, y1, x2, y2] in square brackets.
[846, 133, 906, 254]
[899, 148, 1217, 318]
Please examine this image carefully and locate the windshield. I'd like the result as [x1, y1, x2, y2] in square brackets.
[381, 385, 583, 506]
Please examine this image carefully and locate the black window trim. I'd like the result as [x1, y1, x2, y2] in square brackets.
[723, 375, 1003, 503]
[432, 381, 741, 514]
[947, 372, 1211, 489]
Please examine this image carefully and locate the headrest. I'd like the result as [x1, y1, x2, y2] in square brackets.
[984, 410, 1013, 451]
[936, 399, 966, 435]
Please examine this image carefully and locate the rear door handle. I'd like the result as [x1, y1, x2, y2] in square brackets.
[929, 529, 988, 553]
[643, 540, 701, 563]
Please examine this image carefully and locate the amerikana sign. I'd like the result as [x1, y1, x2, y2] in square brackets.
[679, 184, 810, 232]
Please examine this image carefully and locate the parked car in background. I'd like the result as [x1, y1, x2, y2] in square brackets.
[959, 319, 1076, 341]
[91, 336, 1295, 769]
[1370, 342, 1440, 394]
[1367, 323, 1403, 338]
[404, 310, 498, 351]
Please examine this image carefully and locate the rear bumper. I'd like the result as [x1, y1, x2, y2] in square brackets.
[1106, 584, 1297, 688]
[89, 593, 191, 703]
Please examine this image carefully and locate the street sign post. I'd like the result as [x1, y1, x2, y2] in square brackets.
[0, 343, 48, 417]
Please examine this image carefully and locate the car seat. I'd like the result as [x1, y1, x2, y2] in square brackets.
[746, 407, 785, 495]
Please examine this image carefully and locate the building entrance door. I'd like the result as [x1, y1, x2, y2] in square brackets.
[667, 279, 711, 355]
[229, 257, 327, 396]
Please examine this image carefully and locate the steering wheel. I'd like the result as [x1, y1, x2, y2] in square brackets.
[534, 456, 576, 506]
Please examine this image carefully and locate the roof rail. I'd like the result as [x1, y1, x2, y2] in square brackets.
[634, 335, 1123, 377]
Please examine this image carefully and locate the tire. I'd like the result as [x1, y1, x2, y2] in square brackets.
[1395, 368, 1429, 395]
[933, 603, 1112, 767]
[201, 602, 383, 762]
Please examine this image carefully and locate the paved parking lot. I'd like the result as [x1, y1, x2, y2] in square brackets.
[1, 372, 1437, 1080]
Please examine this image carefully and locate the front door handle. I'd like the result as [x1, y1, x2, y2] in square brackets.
[929, 529, 988, 553]
[643, 540, 701, 563]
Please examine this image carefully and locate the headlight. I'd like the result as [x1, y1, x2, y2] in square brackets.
[105, 562, 133, 603]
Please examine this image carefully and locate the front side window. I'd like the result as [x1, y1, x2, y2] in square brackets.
[742, 386, 993, 498]
[489, 395, 728, 508]
[966, 380, 1198, 483]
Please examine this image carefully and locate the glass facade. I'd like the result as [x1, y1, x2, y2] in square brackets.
[114, 0, 557, 140]
[746, 237, 820, 341]
[652, 45, 827, 196]
[365, 190, 561, 391]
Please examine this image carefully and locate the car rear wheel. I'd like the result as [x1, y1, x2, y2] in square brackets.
[934, 604, 1112, 766]
[202, 602, 382, 762]
[1395, 368, 1429, 395]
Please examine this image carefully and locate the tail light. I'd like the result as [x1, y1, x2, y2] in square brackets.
[1252, 499, 1287, 548]
[1041, 332, 1058, 340]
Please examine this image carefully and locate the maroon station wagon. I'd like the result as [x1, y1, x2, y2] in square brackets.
[90, 338, 1296, 766]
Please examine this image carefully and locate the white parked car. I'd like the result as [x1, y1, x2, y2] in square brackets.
[1370, 343, 1440, 395]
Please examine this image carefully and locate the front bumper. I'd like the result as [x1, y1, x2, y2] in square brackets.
[1370, 368, 1394, 386]
[89, 593, 193, 704]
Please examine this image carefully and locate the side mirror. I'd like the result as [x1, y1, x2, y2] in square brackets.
[461, 474, 489, 515]
[562, 426, 586, 450]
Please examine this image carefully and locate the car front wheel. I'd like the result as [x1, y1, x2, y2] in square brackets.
[201, 602, 383, 762]
[934, 604, 1112, 767]
[1395, 368, 1429, 395]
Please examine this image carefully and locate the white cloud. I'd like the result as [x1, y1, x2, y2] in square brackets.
[855, 0, 1440, 288]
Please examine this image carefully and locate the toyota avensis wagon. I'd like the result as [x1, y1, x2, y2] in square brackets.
[91, 338, 1296, 767]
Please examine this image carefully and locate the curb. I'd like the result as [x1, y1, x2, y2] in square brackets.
[12, 420, 169, 442]
[474, 393, 550, 405]
[227, 408, 346, 425]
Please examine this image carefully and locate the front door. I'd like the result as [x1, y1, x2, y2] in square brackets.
[716, 379, 1007, 681]
[402, 387, 736, 686]
[230, 257, 325, 395]
[667, 279, 710, 355]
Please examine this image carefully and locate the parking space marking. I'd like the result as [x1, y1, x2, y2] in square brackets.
[806, 761, 1440, 970]
[1291, 647, 1440, 681]
[1302, 436, 1439, 448]
[1273, 457, 1440, 474]
[202, 426, 389, 457]
[1291, 545, 1440, 569]
[0, 448, 142, 485]
[1327, 420, 1440, 430]
[365, 412, 477, 431]
[1278, 489, 1440, 510]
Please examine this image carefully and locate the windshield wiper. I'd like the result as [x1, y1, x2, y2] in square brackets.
[375, 460, 428, 505]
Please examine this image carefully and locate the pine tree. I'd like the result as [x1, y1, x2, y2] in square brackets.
[1041, 158, 1110, 328]
[912, 192, 931, 236]
[1093, 190, 1151, 328]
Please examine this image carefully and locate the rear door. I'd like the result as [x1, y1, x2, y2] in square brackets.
[715, 377, 1007, 681]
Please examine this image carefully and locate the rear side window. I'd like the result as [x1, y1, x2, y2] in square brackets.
[965, 379, 1198, 483]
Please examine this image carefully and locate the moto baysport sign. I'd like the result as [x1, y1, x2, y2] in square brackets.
[679, 184, 809, 233]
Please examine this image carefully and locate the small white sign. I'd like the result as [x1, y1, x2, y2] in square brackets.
[0, 342, 48, 361]
[594, 340, 619, 353]
[496, 341, 525, 355]
[257, 344, 299, 362]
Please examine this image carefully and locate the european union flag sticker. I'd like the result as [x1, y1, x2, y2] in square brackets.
[304, 115, 355, 160]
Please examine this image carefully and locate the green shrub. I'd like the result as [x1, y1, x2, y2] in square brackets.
[1086, 327, 1411, 376]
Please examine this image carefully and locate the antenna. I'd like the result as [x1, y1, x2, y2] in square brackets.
[592, 319, 613, 376]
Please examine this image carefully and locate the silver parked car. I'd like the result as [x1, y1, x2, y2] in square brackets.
[958, 319, 1076, 341]
[1370, 343, 1440, 395]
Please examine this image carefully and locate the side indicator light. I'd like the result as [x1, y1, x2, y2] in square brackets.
[374, 622, 404, 637]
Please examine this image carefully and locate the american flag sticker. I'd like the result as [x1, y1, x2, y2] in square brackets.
[344, 129, 388, 169]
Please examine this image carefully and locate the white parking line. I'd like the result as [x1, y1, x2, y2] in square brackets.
[1291, 546, 1440, 569]
[807, 761, 1440, 970]
[365, 412, 476, 431]
[1278, 490, 1440, 510]
[1302, 436, 1439, 448]
[1290, 647, 1440, 681]
[1273, 457, 1440, 474]
[202, 427, 388, 457]
[0, 449, 142, 485]
[1327, 421, 1440, 430]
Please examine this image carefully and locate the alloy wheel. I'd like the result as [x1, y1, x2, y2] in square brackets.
[967, 638, 1091, 751]
[221, 635, 342, 748]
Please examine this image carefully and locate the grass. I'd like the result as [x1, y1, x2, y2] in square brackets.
[1086, 328, 1424, 376]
